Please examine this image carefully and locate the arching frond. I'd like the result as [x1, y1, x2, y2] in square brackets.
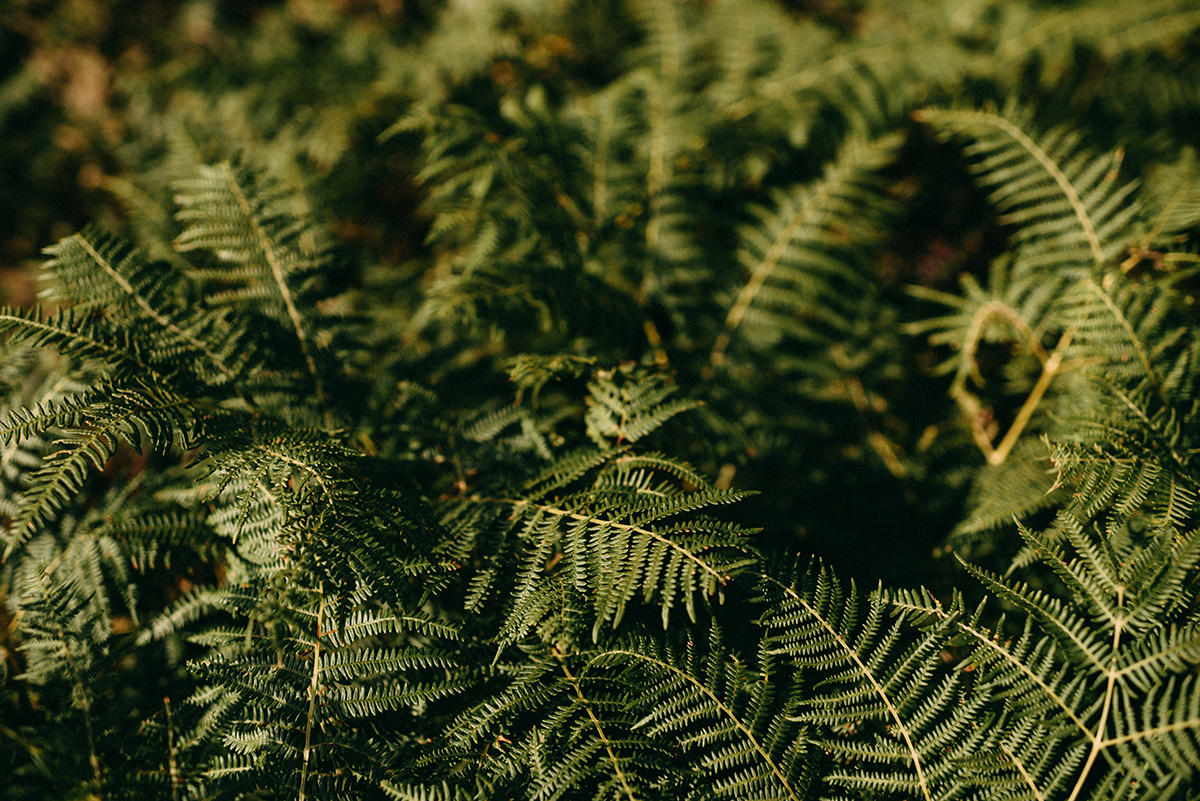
[710, 134, 900, 367]
[915, 107, 1140, 270]
[592, 629, 814, 801]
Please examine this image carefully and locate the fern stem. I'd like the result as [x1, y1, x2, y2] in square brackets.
[998, 740, 1044, 801]
[711, 149, 862, 369]
[764, 574, 932, 801]
[298, 590, 324, 801]
[1100, 717, 1200, 747]
[951, 305, 1072, 466]
[554, 649, 639, 801]
[953, 619, 1092, 738]
[257, 445, 336, 508]
[0, 310, 154, 376]
[1066, 588, 1123, 801]
[986, 329, 1073, 466]
[709, 202, 804, 367]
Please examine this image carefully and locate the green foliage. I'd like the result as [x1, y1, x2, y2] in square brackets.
[2, 1, 1200, 800]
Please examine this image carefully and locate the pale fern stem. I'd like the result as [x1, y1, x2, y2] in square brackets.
[554, 648, 638, 801]
[1101, 718, 1200, 747]
[1112, 636, 1200, 680]
[258, 445, 336, 509]
[298, 590, 324, 801]
[986, 329, 1072, 466]
[963, 622, 1092, 737]
[765, 575, 932, 801]
[887, 596, 1094, 738]
[0, 312, 156, 376]
[603, 648, 801, 801]
[74, 234, 236, 381]
[959, 300, 1051, 381]
[710, 211, 801, 368]
[951, 297, 1074, 465]
[219, 163, 330, 422]
[1066, 586, 1123, 801]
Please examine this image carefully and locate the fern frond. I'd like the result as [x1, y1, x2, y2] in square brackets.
[506, 482, 756, 636]
[915, 107, 1140, 270]
[43, 227, 253, 385]
[173, 161, 331, 410]
[0, 306, 146, 375]
[593, 628, 813, 801]
[945, 506, 1200, 794]
[710, 134, 900, 367]
[585, 371, 697, 447]
[756, 565, 973, 801]
[5, 382, 201, 559]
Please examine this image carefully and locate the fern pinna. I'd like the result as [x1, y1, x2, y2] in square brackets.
[3, 1, 1200, 800]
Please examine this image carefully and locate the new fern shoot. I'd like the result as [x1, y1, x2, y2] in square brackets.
[2, 1, 1200, 799]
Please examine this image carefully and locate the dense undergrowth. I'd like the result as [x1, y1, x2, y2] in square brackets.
[3, 1, 1200, 798]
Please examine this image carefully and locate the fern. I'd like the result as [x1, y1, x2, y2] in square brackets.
[4, 2, 1200, 800]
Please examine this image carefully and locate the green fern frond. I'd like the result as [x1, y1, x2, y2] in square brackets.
[756, 565, 972, 801]
[593, 628, 814, 801]
[942, 506, 1200, 794]
[172, 161, 332, 410]
[41, 226, 249, 386]
[585, 371, 697, 447]
[991, 0, 1200, 86]
[916, 107, 1140, 270]
[0, 306, 148, 375]
[5, 382, 201, 559]
[710, 134, 900, 367]
[505, 480, 756, 635]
